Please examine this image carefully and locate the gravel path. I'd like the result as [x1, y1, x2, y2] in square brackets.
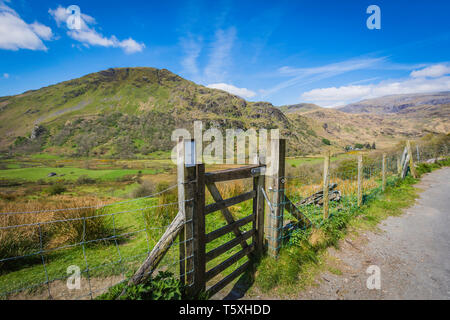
[297, 167, 450, 300]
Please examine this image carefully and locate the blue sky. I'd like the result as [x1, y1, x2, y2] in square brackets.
[0, 0, 449, 107]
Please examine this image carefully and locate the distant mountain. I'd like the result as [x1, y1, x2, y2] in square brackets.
[279, 103, 322, 114]
[292, 92, 450, 150]
[0, 67, 323, 157]
[337, 91, 450, 115]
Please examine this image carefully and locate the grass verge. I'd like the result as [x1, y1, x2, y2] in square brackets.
[250, 161, 448, 298]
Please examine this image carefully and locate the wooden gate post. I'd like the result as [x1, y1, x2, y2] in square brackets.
[253, 166, 266, 256]
[181, 139, 197, 293]
[382, 153, 386, 192]
[406, 141, 417, 178]
[192, 163, 206, 296]
[177, 138, 186, 285]
[357, 154, 363, 207]
[268, 138, 285, 258]
[323, 150, 331, 219]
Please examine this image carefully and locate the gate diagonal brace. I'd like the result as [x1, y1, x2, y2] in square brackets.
[206, 183, 250, 252]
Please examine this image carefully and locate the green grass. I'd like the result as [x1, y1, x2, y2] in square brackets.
[0, 196, 180, 297]
[251, 174, 421, 297]
[0, 167, 159, 182]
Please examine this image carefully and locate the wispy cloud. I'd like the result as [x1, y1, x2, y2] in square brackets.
[0, 1, 53, 51]
[301, 63, 450, 107]
[180, 34, 202, 77]
[263, 57, 387, 97]
[3, 73, 9, 79]
[204, 27, 236, 83]
[49, 6, 145, 54]
[207, 83, 256, 98]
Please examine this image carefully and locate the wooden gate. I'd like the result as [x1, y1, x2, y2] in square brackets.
[184, 163, 266, 297]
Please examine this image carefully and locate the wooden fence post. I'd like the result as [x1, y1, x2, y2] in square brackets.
[382, 153, 386, 192]
[357, 154, 363, 207]
[268, 138, 285, 258]
[254, 164, 266, 256]
[192, 163, 206, 296]
[177, 138, 186, 285]
[183, 139, 196, 292]
[406, 141, 417, 178]
[323, 150, 331, 219]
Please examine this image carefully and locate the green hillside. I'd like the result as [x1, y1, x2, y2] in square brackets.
[0, 67, 323, 157]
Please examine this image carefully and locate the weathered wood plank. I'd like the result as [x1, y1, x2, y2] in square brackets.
[206, 261, 250, 298]
[124, 210, 184, 288]
[357, 154, 363, 207]
[323, 151, 330, 219]
[205, 244, 255, 282]
[193, 163, 206, 294]
[206, 182, 251, 259]
[255, 172, 265, 256]
[184, 165, 196, 287]
[204, 165, 261, 183]
[284, 197, 311, 227]
[205, 229, 254, 262]
[205, 214, 255, 243]
[204, 190, 256, 215]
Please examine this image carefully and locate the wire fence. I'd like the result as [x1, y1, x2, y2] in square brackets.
[1, 141, 448, 299]
[264, 143, 449, 257]
[0, 183, 194, 300]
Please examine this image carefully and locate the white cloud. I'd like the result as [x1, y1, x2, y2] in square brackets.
[301, 74, 450, 107]
[411, 64, 450, 78]
[49, 6, 145, 54]
[3, 73, 9, 79]
[0, 2, 52, 51]
[207, 83, 256, 99]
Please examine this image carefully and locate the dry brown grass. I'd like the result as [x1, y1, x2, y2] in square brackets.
[0, 197, 114, 269]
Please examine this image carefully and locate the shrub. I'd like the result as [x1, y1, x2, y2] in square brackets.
[322, 138, 331, 145]
[97, 271, 182, 300]
[130, 180, 156, 198]
[47, 184, 66, 195]
[76, 175, 97, 185]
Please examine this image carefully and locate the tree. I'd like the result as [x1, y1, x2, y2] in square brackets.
[372, 142, 376, 149]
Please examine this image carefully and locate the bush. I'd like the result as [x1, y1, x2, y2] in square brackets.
[130, 180, 156, 198]
[76, 175, 97, 185]
[322, 138, 331, 145]
[47, 184, 66, 195]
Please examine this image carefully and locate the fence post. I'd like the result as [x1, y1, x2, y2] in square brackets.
[268, 138, 285, 258]
[406, 140, 417, 178]
[192, 163, 206, 296]
[177, 138, 186, 285]
[254, 161, 266, 257]
[357, 154, 363, 207]
[382, 153, 386, 192]
[323, 150, 330, 219]
[397, 154, 401, 176]
[416, 144, 420, 163]
[183, 139, 196, 293]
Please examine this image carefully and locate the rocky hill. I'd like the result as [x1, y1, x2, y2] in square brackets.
[0, 67, 322, 157]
